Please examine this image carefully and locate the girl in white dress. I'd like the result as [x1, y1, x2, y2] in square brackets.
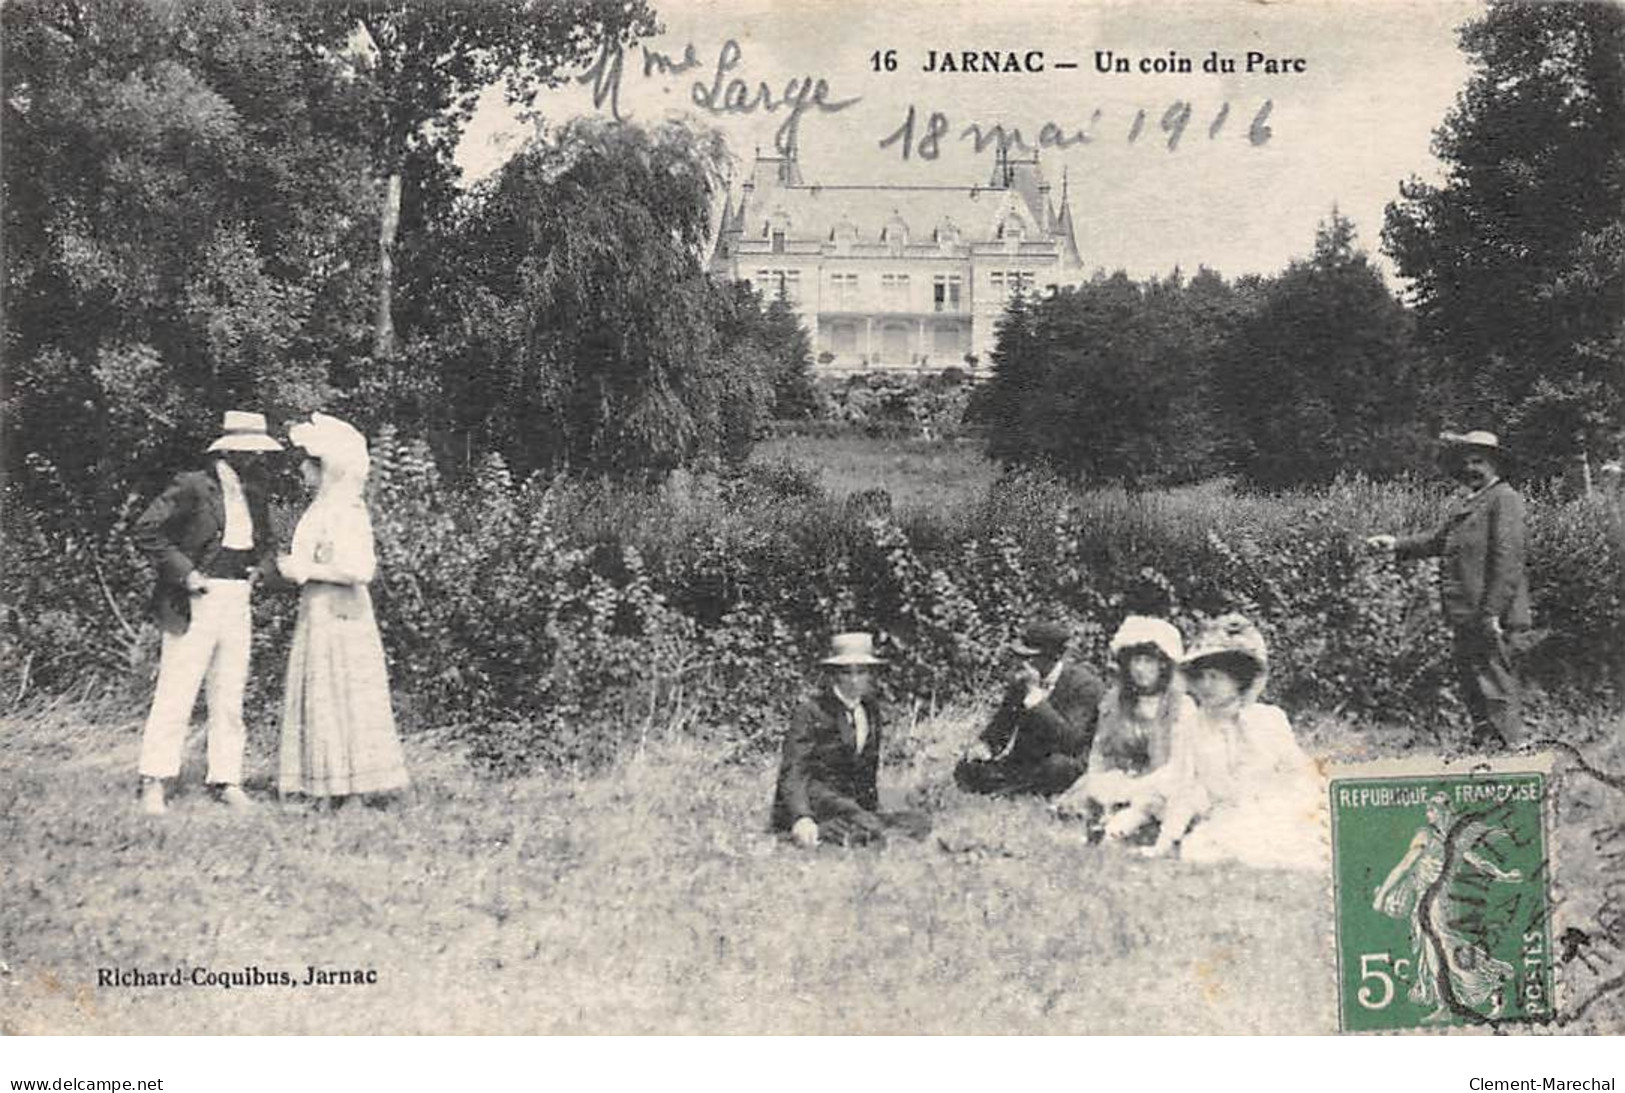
[1057, 616, 1196, 841]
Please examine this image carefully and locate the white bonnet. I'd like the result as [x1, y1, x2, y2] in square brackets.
[1108, 615, 1184, 663]
[288, 412, 370, 480]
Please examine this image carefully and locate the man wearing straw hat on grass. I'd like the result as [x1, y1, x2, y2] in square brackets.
[772, 632, 932, 849]
[1367, 429, 1530, 749]
[132, 410, 284, 815]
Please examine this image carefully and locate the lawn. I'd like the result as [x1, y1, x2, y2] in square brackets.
[752, 434, 997, 514]
[4, 699, 1621, 1035]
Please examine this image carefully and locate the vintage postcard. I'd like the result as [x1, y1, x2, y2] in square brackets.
[2, 0, 1620, 1040]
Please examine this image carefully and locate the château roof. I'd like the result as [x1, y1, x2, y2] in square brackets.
[738, 184, 1038, 245]
[714, 148, 1083, 266]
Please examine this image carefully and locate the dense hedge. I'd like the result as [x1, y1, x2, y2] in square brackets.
[3, 438, 1620, 773]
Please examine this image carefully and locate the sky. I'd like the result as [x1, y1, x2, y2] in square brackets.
[455, 0, 1485, 281]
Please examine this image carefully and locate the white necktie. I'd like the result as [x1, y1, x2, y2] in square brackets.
[850, 702, 868, 753]
[216, 462, 254, 550]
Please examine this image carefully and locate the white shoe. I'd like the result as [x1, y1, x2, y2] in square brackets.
[140, 779, 167, 816]
[217, 785, 255, 811]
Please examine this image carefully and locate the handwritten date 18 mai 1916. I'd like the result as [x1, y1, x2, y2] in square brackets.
[879, 100, 1274, 160]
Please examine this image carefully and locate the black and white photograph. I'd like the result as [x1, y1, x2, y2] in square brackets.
[2, 0, 1622, 1058]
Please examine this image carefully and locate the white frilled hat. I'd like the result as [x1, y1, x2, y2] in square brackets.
[206, 410, 284, 453]
[1183, 613, 1269, 673]
[288, 412, 369, 479]
[1108, 615, 1184, 663]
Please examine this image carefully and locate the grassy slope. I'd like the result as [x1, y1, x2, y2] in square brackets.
[4, 701, 1620, 1035]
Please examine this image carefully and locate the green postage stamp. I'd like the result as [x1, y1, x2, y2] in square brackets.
[1331, 756, 1555, 1033]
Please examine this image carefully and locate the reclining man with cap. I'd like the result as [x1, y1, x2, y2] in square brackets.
[954, 619, 1105, 798]
[132, 410, 284, 815]
[772, 632, 932, 849]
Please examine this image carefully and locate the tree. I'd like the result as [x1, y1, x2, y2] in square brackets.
[980, 273, 1232, 487]
[2, 0, 375, 524]
[979, 290, 1045, 466]
[442, 117, 767, 478]
[710, 285, 817, 421]
[277, 0, 659, 360]
[1219, 210, 1431, 489]
[756, 296, 819, 420]
[1383, 0, 1625, 475]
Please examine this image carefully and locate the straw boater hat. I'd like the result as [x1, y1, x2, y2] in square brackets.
[1439, 429, 1510, 466]
[1109, 616, 1184, 663]
[206, 410, 283, 453]
[820, 632, 886, 667]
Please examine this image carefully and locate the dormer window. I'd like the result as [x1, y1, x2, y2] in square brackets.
[996, 214, 1028, 253]
[881, 212, 909, 255]
[766, 208, 792, 252]
[934, 218, 961, 252]
[830, 215, 859, 255]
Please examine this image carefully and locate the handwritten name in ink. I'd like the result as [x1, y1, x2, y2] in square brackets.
[878, 100, 1274, 161]
[579, 37, 861, 156]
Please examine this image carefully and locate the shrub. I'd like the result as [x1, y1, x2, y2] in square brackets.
[5, 441, 1619, 770]
[1524, 492, 1625, 698]
[813, 373, 974, 440]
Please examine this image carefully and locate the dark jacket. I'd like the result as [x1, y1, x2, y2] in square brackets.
[1397, 479, 1531, 630]
[979, 660, 1104, 770]
[772, 690, 882, 830]
[132, 464, 276, 634]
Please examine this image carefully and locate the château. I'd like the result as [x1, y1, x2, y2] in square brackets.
[708, 144, 1085, 373]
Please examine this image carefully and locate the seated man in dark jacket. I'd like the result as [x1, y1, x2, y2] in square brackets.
[772, 633, 932, 849]
[955, 620, 1104, 797]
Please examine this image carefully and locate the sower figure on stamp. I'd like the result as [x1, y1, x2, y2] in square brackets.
[132, 410, 284, 815]
[1367, 430, 1530, 749]
[954, 619, 1104, 798]
[1372, 792, 1522, 1023]
[771, 633, 931, 849]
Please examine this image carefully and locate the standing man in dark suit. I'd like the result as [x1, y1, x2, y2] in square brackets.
[133, 410, 284, 815]
[772, 633, 931, 849]
[955, 619, 1104, 797]
[1368, 430, 1530, 748]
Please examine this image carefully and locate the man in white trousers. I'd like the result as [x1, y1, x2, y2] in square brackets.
[133, 410, 283, 815]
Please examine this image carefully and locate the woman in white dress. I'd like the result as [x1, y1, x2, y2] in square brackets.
[1147, 614, 1326, 871]
[276, 412, 408, 803]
